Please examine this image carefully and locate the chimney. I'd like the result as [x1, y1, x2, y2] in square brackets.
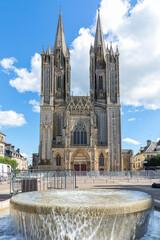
[17, 148, 20, 153]
[147, 140, 151, 146]
[11, 145, 15, 150]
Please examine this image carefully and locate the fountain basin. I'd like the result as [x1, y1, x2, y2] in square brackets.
[10, 189, 153, 240]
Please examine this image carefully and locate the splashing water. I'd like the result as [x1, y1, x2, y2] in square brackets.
[9, 190, 153, 240]
[1, 208, 160, 240]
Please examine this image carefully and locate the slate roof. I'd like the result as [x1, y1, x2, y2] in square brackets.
[136, 140, 160, 155]
[0, 131, 6, 136]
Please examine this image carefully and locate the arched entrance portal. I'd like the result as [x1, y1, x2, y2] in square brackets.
[71, 150, 90, 172]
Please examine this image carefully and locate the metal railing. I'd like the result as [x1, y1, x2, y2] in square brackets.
[10, 169, 76, 195]
[75, 170, 160, 179]
[75, 170, 160, 189]
[7, 169, 160, 195]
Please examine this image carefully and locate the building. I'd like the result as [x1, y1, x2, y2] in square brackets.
[122, 149, 133, 171]
[0, 130, 28, 169]
[5, 144, 28, 169]
[32, 153, 39, 169]
[0, 131, 6, 158]
[0, 131, 28, 169]
[36, 10, 121, 172]
[134, 140, 160, 170]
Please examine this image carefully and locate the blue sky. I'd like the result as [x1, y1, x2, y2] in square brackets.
[0, 0, 160, 165]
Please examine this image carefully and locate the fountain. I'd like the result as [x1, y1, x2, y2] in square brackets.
[10, 189, 153, 240]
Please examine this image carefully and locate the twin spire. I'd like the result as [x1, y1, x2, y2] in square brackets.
[42, 9, 118, 56]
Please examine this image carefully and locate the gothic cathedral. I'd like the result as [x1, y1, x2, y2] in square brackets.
[38, 10, 121, 171]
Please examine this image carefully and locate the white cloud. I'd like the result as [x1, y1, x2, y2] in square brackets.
[98, 0, 130, 34]
[128, 108, 143, 113]
[29, 99, 40, 113]
[21, 153, 30, 160]
[0, 110, 26, 128]
[123, 138, 140, 145]
[113, 0, 160, 109]
[128, 118, 136, 121]
[0, 53, 41, 93]
[70, 28, 94, 95]
[121, 109, 124, 115]
[0, 57, 16, 70]
[70, 0, 160, 109]
[1, 0, 160, 110]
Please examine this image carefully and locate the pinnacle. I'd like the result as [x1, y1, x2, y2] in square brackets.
[46, 45, 51, 55]
[41, 45, 45, 55]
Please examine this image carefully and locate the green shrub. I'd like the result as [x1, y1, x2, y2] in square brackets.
[0, 156, 18, 169]
[144, 154, 160, 167]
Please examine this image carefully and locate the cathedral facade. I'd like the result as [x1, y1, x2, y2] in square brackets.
[38, 10, 121, 172]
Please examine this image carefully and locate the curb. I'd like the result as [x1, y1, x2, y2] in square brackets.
[154, 199, 160, 210]
[0, 199, 10, 211]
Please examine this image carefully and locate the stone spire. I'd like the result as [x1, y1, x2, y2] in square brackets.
[115, 45, 119, 55]
[41, 45, 45, 55]
[46, 45, 51, 55]
[94, 9, 105, 54]
[54, 9, 67, 56]
[110, 42, 114, 55]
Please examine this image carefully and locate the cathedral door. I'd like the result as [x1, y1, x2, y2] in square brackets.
[81, 164, 86, 171]
[74, 164, 80, 171]
[100, 168, 104, 175]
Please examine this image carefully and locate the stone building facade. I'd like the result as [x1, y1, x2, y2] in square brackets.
[121, 149, 133, 171]
[0, 131, 28, 169]
[134, 140, 160, 170]
[0, 131, 6, 158]
[5, 144, 28, 169]
[37, 10, 121, 171]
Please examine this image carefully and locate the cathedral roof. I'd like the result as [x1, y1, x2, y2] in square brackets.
[54, 9, 67, 56]
[67, 96, 93, 112]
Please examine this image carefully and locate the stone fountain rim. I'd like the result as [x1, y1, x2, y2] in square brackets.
[10, 189, 153, 217]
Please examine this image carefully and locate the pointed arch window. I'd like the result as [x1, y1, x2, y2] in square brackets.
[56, 154, 61, 166]
[56, 76, 61, 89]
[99, 76, 103, 90]
[110, 67, 116, 103]
[99, 153, 104, 166]
[72, 122, 87, 145]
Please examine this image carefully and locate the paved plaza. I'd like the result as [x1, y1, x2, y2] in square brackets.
[0, 176, 160, 210]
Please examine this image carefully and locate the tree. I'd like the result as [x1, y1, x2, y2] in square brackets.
[0, 156, 18, 169]
[144, 154, 160, 167]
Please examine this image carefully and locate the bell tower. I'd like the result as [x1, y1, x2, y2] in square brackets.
[90, 9, 121, 171]
[90, 9, 106, 102]
[39, 10, 70, 167]
[54, 9, 70, 101]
